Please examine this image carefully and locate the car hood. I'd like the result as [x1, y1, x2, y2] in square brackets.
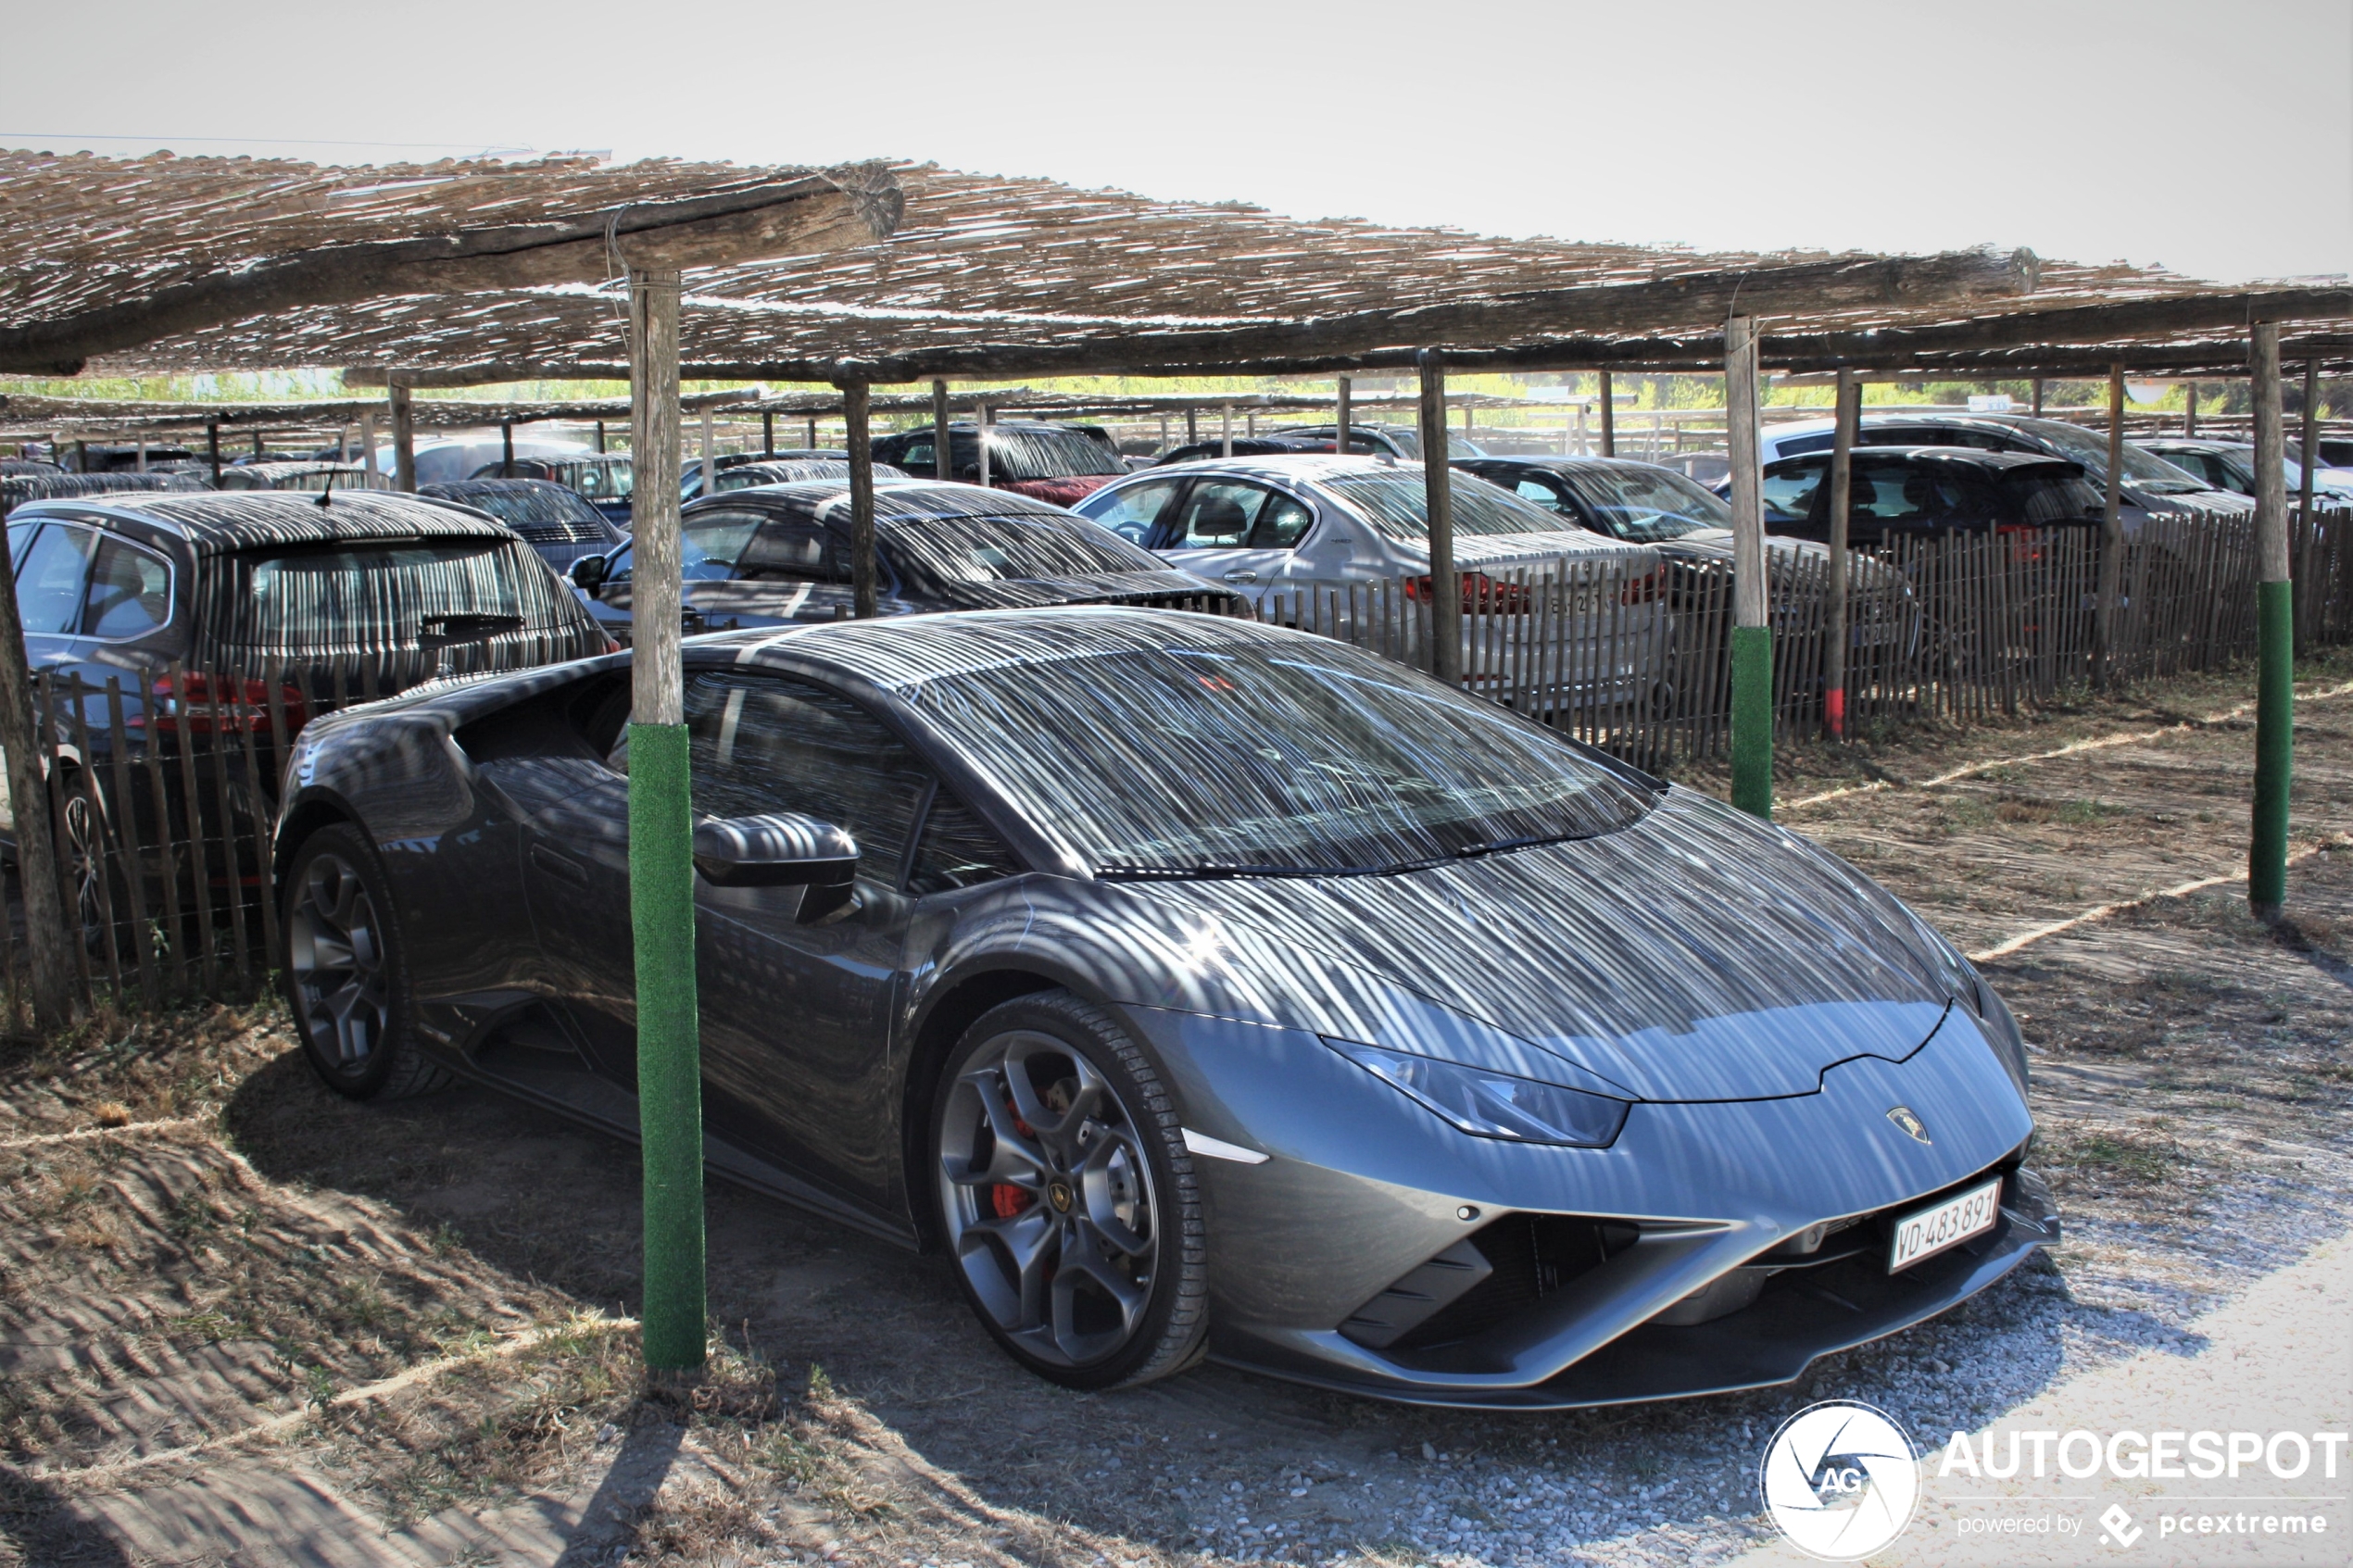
[1107, 787, 1964, 1102]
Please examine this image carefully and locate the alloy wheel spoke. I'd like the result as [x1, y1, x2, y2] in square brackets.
[1076, 1126, 1154, 1256]
[966, 1208, 1057, 1329]
[1051, 1221, 1147, 1351]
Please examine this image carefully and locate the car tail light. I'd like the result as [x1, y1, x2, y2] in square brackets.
[144, 672, 310, 736]
[1618, 566, 1664, 605]
[1405, 572, 1533, 615]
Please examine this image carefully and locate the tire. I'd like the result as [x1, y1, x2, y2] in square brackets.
[281, 823, 447, 1101]
[930, 991, 1207, 1390]
[55, 770, 132, 958]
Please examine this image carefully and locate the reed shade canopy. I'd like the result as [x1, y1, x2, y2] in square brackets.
[1, 151, 2346, 385]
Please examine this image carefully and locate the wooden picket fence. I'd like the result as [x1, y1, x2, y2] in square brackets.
[3, 507, 2348, 1025]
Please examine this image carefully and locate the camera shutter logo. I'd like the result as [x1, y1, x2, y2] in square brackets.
[1758, 1400, 1921, 1560]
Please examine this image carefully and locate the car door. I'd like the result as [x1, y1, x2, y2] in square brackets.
[1152, 478, 1315, 602]
[10, 519, 100, 678]
[698, 513, 857, 626]
[681, 667, 941, 1210]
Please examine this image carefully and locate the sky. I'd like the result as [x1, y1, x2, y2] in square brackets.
[8, 0, 2349, 285]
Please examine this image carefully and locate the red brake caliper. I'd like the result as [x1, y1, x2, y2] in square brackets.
[989, 1096, 1038, 1219]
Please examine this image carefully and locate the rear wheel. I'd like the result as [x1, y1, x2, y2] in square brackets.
[932, 992, 1206, 1389]
[282, 824, 447, 1100]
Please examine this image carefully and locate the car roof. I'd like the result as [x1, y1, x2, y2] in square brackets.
[22, 488, 522, 555]
[1126, 453, 1417, 484]
[1460, 455, 1689, 476]
[2139, 437, 2247, 452]
[682, 477, 1084, 526]
[1770, 445, 2080, 472]
[420, 477, 580, 495]
[701, 605, 1313, 692]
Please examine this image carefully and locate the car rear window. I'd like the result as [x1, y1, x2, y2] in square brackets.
[205, 537, 585, 655]
[988, 428, 1126, 482]
[447, 487, 610, 545]
[1320, 470, 1568, 541]
[1998, 466, 2103, 525]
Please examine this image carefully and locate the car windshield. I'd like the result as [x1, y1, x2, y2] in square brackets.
[886, 512, 1160, 583]
[2015, 420, 2210, 494]
[1320, 470, 1571, 542]
[908, 637, 1655, 875]
[570, 460, 633, 500]
[988, 428, 1126, 482]
[1560, 466, 1728, 541]
[448, 486, 608, 544]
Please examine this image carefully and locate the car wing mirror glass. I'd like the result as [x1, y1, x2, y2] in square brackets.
[570, 553, 608, 592]
[693, 811, 860, 921]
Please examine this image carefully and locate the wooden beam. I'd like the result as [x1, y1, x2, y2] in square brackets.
[2095, 365, 2125, 690]
[842, 381, 876, 618]
[1416, 349, 1460, 687]
[0, 169, 903, 375]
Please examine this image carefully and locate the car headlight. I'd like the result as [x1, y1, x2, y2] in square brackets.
[1327, 1040, 1630, 1148]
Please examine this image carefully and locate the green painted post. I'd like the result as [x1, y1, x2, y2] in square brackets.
[1725, 315, 1772, 818]
[628, 266, 707, 1370]
[2248, 322, 2293, 917]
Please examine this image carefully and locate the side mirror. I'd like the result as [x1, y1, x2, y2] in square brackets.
[570, 553, 609, 593]
[692, 812, 859, 922]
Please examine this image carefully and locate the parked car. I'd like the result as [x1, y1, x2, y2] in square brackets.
[213, 461, 378, 494]
[416, 478, 629, 571]
[1755, 448, 2108, 546]
[2133, 437, 2353, 500]
[1074, 455, 1663, 710]
[868, 421, 1128, 507]
[486, 454, 637, 526]
[692, 458, 913, 497]
[1, 458, 64, 477]
[274, 606, 2054, 1400]
[397, 436, 599, 490]
[7, 489, 611, 940]
[568, 479, 1239, 645]
[1748, 413, 2248, 519]
[3, 472, 207, 517]
[1265, 423, 1489, 459]
[1151, 436, 1353, 466]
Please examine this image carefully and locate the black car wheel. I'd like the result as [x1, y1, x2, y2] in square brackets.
[932, 992, 1206, 1389]
[283, 824, 447, 1100]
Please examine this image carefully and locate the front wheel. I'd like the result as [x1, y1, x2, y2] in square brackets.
[932, 992, 1207, 1389]
[282, 824, 447, 1100]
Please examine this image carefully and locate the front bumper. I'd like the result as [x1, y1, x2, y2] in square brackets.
[1124, 1002, 2052, 1410]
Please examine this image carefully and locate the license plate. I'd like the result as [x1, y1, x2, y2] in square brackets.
[1888, 1176, 2003, 1273]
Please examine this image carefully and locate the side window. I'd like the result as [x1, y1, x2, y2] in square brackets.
[736, 518, 846, 583]
[7, 521, 36, 569]
[686, 672, 932, 889]
[14, 523, 94, 635]
[1850, 458, 1964, 522]
[1249, 493, 1315, 549]
[1761, 458, 1829, 523]
[897, 436, 935, 472]
[679, 509, 765, 580]
[1080, 478, 1180, 544]
[81, 537, 172, 639]
[1512, 474, 1573, 515]
[1170, 481, 1269, 547]
[908, 791, 1019, 896]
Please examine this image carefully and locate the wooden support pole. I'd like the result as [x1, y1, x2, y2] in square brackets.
[595, 420, 606, 454]
[1185, 408, 1198, 444]
[1597, 370, 1616, 457]
[976, 401, 991, 487]
[0, 536, 81, 1030]
[2299, 360, 2319, 520]
[1825, 366, 1858, 741]
[388, 381, 416, 492]
[500, 420, 514, 478]
[699, 407, 714, 500]
[1335, 375, 1352, 456]
[359, 410, 377, 486]
[1416, 349, 1461, 687]
[626, 265, 704, 1373]
[843, 381, 876, 619]
[1726, 317, 1771, 817]
[1221, 402, 1233, 459]
[208, 419, 220, 485]
[931, 379, 950, 480]
[2032, 376, 2045, 418]
[1246, 410, 1258, 439]
[2184, 382, 2199, 436]
[2249, 322, 2293, 916]
[762, 410, 774, 458]
[805, 416, 818, 449]
[135, 433, 147, 472]
[2093, 365, 2124, 689]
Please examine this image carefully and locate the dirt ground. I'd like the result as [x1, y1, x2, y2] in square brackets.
[2, 649, 2350, 1568]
